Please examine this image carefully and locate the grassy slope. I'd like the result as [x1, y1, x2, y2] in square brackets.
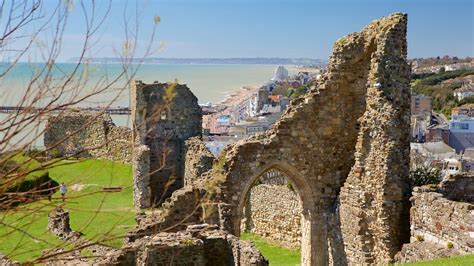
[241, 232, 300, 266]
[2, 158, 473, 264]
[0, 159, 135, 262]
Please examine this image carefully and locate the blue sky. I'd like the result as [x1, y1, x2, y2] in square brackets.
[14, 0, 474, 61]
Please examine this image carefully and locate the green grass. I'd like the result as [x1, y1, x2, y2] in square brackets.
[0, 159, 135, 262]
[403, 254, 474, 266]
[241, 232, 474, 266]
[241, 232, 300, 266]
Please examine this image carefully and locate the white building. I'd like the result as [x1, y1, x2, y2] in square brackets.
[444, 64, 461, 71]
[448, 115, 474, 152]
[411, 142, 455, 161]
[449, 115, 474, 133]
[271, 66, 289, 81]
[453, 84, 474, 101]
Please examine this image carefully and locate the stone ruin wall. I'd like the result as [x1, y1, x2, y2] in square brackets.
[131, 81, 204, 208]
[338, 13, 411, 265]
[241, 171, 302, 249]
[395, 174, 473, 263]
[106, 225, 267, 266]
[44, 111, 132, 164]
[183, 137, 215, 186]
[128, 13, 413, 265]
[242, 184, 302, 249]
[211, 13, 410, 265]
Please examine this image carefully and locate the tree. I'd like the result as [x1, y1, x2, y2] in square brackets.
[0, 0, 174, 263]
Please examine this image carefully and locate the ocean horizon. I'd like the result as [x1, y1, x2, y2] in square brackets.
[0, 62, 297, 149]
[0, 62, 297, 106]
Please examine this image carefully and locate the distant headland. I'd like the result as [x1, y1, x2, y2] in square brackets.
[66, 57, 326, 66]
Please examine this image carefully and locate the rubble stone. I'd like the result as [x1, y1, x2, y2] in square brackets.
[44, 111, 132, 164]
[395, 174, 474, 263]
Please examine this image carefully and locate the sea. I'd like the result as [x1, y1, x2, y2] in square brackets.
[0, 63, 293, 149]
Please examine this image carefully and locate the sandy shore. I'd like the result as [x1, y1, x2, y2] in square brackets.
[218, 85, 261, 107]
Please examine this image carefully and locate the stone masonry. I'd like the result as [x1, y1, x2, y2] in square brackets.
[104, 225, 267, 265]
[130, 13, 412, 265]
[395, 174, 473, 262]
[242, 184, 302, 249]
[44, 111, 132, 164]
[183, 137, 216, 186]
[241, 172, 302, 249]
[211, 13, 410, 265]
[47, 208, 78, 240]
[131, 81, 203, 208]
[338, 12, 411, 265]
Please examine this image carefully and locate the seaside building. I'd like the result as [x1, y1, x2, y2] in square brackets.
[229, 113, 281, 137]
[411, 141, 455, 161]
[205, 135, 244, 156]
[271, 65, 289, 81]
[442, 157, 464, 175]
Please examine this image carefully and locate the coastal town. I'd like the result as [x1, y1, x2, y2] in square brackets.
[203, 57, 474, 178]
[1, 0, 473, 265]
[202, 65, 322, 155]
[409, 57, 474, 175]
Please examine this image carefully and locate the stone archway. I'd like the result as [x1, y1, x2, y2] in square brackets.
[129, 13, 410, 266]
[236, 162, 318, 265]
[211, 13, 409, 266]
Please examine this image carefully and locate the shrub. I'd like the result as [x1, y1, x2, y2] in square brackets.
[415, 235, 424, 242]
[407, 166, 441, 188]
[447, 242, 454, 249]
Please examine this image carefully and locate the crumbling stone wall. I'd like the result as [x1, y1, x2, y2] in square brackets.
[129, 13, 411, 265]
[132, 81, 202, 208]
[183, 137, 215, 186]
[242, 183, 302, 249]
[395, 175, 474, 263]
[338, 13, 411, 265]
[106, 225, 267, 265]
[47, 208, 79, 240]
[439, 174, 474, 202]
[402, 175, 473, 260]
[206, 13, 410, 265]
[44, 111, 132, 164]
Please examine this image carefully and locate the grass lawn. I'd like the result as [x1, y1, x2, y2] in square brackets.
[403, 254, 474, 266]
[241, 232, 300, 266]
[0, 159, 135, 262]
[241, 232, 474, 266]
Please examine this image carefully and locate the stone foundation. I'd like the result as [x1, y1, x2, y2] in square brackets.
[105, 225, 267, 265]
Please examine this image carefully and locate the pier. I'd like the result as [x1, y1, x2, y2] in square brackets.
[0, 106, 131, 115]
[0, 106, 216, 115]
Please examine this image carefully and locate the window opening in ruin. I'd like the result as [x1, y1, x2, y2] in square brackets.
[240, 167, 303, 252]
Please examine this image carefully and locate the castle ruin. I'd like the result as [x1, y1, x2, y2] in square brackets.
[129, 13, 413, 265]
[38, 12, 474, 265]
[131, 81, 204, 208]
[44, 111, 132, 163]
